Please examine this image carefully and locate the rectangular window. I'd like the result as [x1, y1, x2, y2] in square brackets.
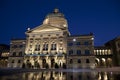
[19, 45, 23, 48]
[76, 42, 80, 45]
[84, 41, 89, 45]
[77, 50, 81, 55]
[78, 59, 81, 63]
[35, 44, 40, 51]
[68, 42, 73, 46]
[69, 50, 73, 55]
[85, 50, 90, 55]
[86, 59, 90, 63]
[19, 52, 22, 56]
[13, 52, 16, 56]
[70, 59, 73, 64]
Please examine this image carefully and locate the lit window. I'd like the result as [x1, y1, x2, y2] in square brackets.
[108, 50, 111, 55]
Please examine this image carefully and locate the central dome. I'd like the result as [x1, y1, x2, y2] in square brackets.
[43, 8, 68, 29]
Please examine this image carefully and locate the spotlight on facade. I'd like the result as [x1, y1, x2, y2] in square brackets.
[73, 38, 76, 42]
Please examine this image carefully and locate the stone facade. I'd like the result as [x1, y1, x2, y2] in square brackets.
[0, 44, 9, 68]
[8, 39, 26, 68]
[8, 9, 96, 69]
[105, 37, 120, 66]
[67, 35, 95, 69]
[94, 46, 113, 67]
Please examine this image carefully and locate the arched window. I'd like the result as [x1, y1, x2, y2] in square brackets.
[43, 43, 48, 51]
[51, 42, 56, 50]
[35, 44, 40, 51]
[19, 45, 23, 48]
[13, 52, 16, 56]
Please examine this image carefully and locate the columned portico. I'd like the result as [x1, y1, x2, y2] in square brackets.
[23, 8, 69, 69]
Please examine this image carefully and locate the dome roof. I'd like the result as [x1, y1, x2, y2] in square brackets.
[42, 8, 68, 30]
[46, 8, 64, 18]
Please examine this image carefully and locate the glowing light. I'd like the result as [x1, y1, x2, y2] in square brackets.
[102, 58, 105, 62]
[73, 38, 76, 42]
[27, 28, 30, 31]
[91, 37, 94, 40]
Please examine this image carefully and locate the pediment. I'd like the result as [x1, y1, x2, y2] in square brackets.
[26, 24, 62, 33]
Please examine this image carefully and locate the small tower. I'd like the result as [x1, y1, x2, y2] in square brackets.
[54, 8, 59, 13]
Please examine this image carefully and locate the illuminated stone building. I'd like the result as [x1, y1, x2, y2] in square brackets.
[8, 9, 96, 69]
[0, 44, 9, 68]
[67, 34, 95, 69]
[8, 39, 26, 68]
[105, 36, 120, 66]
[23, 8, 69, 69]
[94, 46, 113, 67]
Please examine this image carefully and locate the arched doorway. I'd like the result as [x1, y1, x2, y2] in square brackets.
[51, 59, 55, 68]
[107, 58, 112, 67]
[101, 58, 106, 67]
[42, 59, 46, 68]
[62, 63, 66, 69]
[22, 63, 26, 68]
[26, 60, 32, 68]
[95, 58, 100, 67]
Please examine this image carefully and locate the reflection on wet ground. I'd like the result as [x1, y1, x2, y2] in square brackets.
[0, 71, 120, 80]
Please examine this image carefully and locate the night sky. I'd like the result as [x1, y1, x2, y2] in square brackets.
[0, 0, 120, 46]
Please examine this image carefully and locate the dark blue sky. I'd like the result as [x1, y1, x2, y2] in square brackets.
[0, 0, 120, 46]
